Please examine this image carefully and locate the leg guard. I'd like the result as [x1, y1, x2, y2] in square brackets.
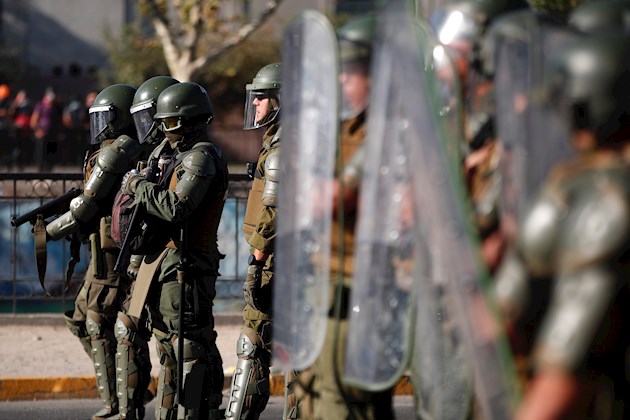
[175, 334, 224, 420]
[114, 312, 152, 420]
[283, 370, 300, 420]
[64, 309, 92, 357]
[153, 326, 223, 420]
[154, 335, 178, 420]
[225, 328, 270, 419]
[86, 310, 119, 419]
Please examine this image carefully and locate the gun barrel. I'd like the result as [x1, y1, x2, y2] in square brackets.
[11, 187, 82, 228]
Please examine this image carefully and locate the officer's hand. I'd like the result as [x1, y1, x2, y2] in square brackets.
[127, 261, 140, 280]
[243, 264, 263, 311]
[121, 169, 144, 195]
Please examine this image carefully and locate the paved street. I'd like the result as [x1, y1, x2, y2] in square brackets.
[0, 395, 417, 419]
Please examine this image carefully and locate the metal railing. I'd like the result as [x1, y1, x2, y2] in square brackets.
[0, 173, 251, 314]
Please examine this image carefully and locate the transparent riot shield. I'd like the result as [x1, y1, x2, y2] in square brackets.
[272, 11, 339, 371]
[345, 6, 472, 418]
[411, 50, 519, 420]
[344, 2, 519, 418]
[492, 17, 576, 238]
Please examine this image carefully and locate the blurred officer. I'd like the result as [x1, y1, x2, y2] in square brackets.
[430, 0, 527, 271]
[293, 14, 396, 420]
[494, 32, 630, 419]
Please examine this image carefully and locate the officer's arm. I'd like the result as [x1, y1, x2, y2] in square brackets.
[517, 183, 629, 419]
[248, 150, 279, 255]
[332, 145, 364, 216]
[46, 135, 140, 240]
[133, 149, 215, 223]
[516, 265, 618, 420]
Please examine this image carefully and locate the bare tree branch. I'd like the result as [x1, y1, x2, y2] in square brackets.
[144, 0, 285, 82]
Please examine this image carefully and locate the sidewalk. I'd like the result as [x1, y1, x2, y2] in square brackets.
[0, 313, 413, 401]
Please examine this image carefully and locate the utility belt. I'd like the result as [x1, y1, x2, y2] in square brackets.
[327, 284, 351, 320]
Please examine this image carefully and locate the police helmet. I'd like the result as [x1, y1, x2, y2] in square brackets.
[89, 84, 136, 145]
[131, 76, 179, 144]
[243, 63, 281, 130]
[154, 82, 214, 132]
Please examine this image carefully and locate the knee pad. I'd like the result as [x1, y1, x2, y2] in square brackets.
[64, 310, 91, 356]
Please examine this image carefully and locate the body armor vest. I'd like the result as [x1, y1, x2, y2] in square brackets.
[163, 142, 229, 253]
[330, 113, 366, 277]
[243, 124, 280, 242]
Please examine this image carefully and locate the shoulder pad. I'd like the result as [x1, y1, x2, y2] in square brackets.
[265, 149, 280, 173]
[557, 178, 630, 271]
[97, 135, 140, 173]
[518, 192, 562, 276]
[181, 143, 216, 177]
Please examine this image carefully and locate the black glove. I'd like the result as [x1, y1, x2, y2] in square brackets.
[121, 169, 145, 195]
[243, 264, 263, 311]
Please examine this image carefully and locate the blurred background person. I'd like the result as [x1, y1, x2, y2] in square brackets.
[8, 89, 32, 169]
[30, 87, 63, 170]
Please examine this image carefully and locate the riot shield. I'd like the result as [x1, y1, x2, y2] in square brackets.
[272, 11, 339, 371]
[411, 47, 519, 420]
[345, 2, 519, 418]
[344, 2, 433, 392]
[492, 16, 576, 238]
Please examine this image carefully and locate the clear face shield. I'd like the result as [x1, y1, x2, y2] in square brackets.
[243, 89, 280, 130]
[131, 101, 159, 144]
[89, 105, 115, 145]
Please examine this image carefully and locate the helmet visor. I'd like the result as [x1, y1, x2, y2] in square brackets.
[131, 103, 157, 144]
[89, 105, 115, 145]
[243, 89, 278, 130]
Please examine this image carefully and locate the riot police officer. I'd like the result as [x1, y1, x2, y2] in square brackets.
[430, 0, 527, 271]
[48, 83, 139, 420]
[494, 32, 630, 419]
[112, 75, 179, 420]
[120, 82, 228, 420]
[293, 14, 395, 420]
[224, 62, 282, 420]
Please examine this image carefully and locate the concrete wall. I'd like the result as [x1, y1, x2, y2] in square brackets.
[3, 0, 132, 76]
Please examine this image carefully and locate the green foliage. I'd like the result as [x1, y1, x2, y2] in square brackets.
[528, 0, 586, 20]
[196, 28, 280, 112]
[100, 23, 170, 88]
[0, 48, 24, 84]
[102, 17, 279, 111]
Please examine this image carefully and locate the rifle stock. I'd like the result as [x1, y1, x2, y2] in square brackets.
[11, 188, 82, 228]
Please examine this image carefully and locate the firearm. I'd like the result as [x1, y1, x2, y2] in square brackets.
[113, 158, 159, 273]
[177, 223, 189, 408]
[11, 188, 83, 228]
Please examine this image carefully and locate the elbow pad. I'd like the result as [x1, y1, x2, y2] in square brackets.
[262, 150, 280, 207]
[46, 194, 98, 240]
[85, 135, 141, 199]
[46, 211, 79, 241]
